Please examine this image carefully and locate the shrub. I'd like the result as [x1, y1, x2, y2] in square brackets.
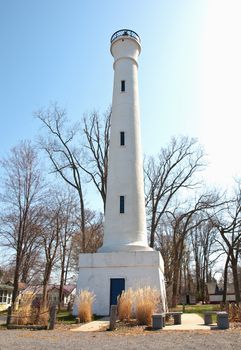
[230, 302, 241, 322]
[75, 290, 95, 323]
[118, 288, 134, 321]
[12, 293, 35, 325]
[12, 294, 50, 326]
[134, 287, 160, 325]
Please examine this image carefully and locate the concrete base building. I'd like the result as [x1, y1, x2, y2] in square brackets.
[77, 251, 166, 315]
[75, 29, 166, 315]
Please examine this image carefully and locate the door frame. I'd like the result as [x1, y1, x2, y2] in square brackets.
[109, 278, 125, 312]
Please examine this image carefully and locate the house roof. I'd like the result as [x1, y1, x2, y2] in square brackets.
[22, 285, 46, 295]
[18, 282, 27, 290]
[0, 284, 14, 291]
[22, 284, 76, 296]
[62, 284, 76, 294]
[48, 284, 76, 295]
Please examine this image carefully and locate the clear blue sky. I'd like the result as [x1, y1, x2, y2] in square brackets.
[1, 0, 240, 189]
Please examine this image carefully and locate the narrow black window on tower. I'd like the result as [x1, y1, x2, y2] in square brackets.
[121, 80, 125, 92]
[120, 131, 125, 146]
[120, 196, 125, 213]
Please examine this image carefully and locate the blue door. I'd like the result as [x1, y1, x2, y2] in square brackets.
[110, 278, 125, 307]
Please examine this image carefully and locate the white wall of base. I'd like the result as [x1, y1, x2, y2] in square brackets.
[74, 251, 167, 316]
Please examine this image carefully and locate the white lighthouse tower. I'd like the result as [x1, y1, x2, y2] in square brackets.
[75, 30, 166, 316]
[100, 29, 151, 252]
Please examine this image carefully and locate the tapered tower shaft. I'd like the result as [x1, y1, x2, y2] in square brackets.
[100, 30, 151, 252]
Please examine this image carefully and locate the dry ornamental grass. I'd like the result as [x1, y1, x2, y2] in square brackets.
[118, 288, 134, 321]
[118, 286, 161, 326]
[229, 303, 241, 322]
[135, 287, 160, 325]
[75, 289, 95, 323]
[12, 293, 36, 325]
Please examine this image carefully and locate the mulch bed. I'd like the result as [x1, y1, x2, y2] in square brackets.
[107, 318, 176, 334]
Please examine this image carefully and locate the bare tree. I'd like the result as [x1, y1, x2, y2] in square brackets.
[56, 190, 78, 309]
[222, 254, 231, 303]
[82, 109, 111, 212]
[0, 141, 44, 307]
[40, 196, 61, 307]
[179, 245, 193, 297]
[83, 210, 104, 252]
[145, 136, 206, 248]
[20, 239, 42, 284]
[70, 210, 104, 270]
[36, 105, 87, 252]
[162, 192, 219, 307]
[190, 221, 222, 302]
[211, 181, 241, 303]
[0, 265, 15, 283]
[36, 105, 110, 251]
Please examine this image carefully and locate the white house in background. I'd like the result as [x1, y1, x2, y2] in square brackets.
[0, 284, 13, 311]
[206, 282, 239, 303]
[48, 285, 76, 306]
[22, 284, 76, 306]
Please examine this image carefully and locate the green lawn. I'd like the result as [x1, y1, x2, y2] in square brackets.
[56, 310, 76, 324]
[56, 310, 102, 324]
[0, 311, 7, 315]
[171, 304, 221, 321]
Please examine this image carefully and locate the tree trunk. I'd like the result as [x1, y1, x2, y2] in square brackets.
[195, 259, 201, 300]
[42, 265, 51, 308]
[12, 253, 21, 309]
[149, 205, 157, 248]
[179, 265, 183, 295]
[172, 245, 182, 308]
[79, 188, 86, 252]
[172, 265, 180, 308]
[21, 254, 32, 284]
[201, 257, 206, 303]
[64, 246, 72, 284]
[58, 259, 65, 311]
[231, 256, 241, 303]
[222, 254, 230, 303]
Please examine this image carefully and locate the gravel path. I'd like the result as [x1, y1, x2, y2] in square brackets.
[0, 328, 240, 350]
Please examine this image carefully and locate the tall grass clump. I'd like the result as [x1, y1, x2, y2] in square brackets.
[134, 287, 160, 325]
[12, 293, 35, 325]
[75, 290, 95, 323]
[118, 288, 134, 321]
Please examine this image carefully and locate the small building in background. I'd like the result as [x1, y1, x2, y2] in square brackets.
[0, 282, 76, 310]
[206, 282, 238, 303]
[48, 284, 76, 306]
[21, 284, 76, 307]
[180, 292, 197, 305]
[0, 284, 13, 311]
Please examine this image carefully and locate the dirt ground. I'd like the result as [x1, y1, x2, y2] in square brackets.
[0, 323, 241, 350]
